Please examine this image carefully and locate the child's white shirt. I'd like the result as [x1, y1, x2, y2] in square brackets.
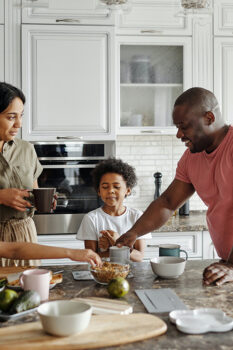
[76, 206, 152, 241]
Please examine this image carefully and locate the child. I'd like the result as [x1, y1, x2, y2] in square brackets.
[76, 158, 151, 262]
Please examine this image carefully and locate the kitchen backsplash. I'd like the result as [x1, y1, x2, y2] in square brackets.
[116, 135, 207, 212]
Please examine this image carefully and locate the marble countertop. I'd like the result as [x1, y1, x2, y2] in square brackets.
[153, 210, 208, 233]
[1, 260, 232, 349]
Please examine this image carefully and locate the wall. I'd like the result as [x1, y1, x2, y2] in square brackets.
[116, 134, 207, 212]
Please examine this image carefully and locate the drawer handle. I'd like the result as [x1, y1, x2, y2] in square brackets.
[140, 30, 163, 34]
[56, 18, 80, 23]
[147, 245, 159, 248]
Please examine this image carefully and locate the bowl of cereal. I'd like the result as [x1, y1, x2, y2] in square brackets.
[89, 261, 130, 285]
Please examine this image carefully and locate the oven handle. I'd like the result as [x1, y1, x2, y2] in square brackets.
[42, 164, 96, 169]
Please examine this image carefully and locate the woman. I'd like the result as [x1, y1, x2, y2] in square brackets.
[0, 82, 81, 267]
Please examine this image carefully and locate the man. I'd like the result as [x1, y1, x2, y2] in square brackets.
[116, 87, 233, 286]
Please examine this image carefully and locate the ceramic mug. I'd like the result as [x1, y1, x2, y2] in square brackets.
[20, 269, 51, 301]
[159, 244, 188, 260]
[32, 188, 56, 213]
[109, 246, 130, 263]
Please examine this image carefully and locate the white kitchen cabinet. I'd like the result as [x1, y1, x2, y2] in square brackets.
[214, 37, 233, 125]
[214, 0, 233, 36]
[117, 0, 192, 36]
[144, 231, 202, 261]
[38, 234, 85, 265]
[22, 24, 115, 141]
[117, 35, 192, 134]
[0, 25, 4, 81]
[202, 231, 220, 259]
[0, 0, 4, 24]
[21, 0, 111, 25]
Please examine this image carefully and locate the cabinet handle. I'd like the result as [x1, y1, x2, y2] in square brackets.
[56, 18, 80, 23]
[140, 130, 163, 134]
[147, 245, 159, 248]
[140, 30, 163, 34]
[56, 136, 83, 140]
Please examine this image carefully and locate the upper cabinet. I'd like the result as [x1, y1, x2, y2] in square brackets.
[214, 0, 233, 36]
[0, 0, 4, 24]
[0, 25, 4, 81]
[22, 25, 115, 141]
[214, 37, 233, 125]
[21, 0, 112, 25]
[117, 0, 192, 36]
[117, 36, 192, 134]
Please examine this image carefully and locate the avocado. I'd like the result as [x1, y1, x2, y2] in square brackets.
[9, 290, 41, 314]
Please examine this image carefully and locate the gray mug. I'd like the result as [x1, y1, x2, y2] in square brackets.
[109, 246, 130, 263]
[159, 244, 188, 260]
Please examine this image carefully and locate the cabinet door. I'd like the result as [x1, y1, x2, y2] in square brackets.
[214, 0, 233, 36]
[38, 234, 85, 265]
[0, 0, 4, 24]
[117, 0, 192, 35]
[202, 231, 220, 259]
[117, 36, 192, 134]
[144, 231, 203, 261]
[22, 25, 115, 141]
[214, 37, 233, 125]
[22, 0, 110, 25]
[0, 25, 4, 81]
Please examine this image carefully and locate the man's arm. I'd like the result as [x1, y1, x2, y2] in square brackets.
[116, 179, 195, 248]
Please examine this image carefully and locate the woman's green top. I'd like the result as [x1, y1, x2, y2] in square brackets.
[0, 138, 43, 222]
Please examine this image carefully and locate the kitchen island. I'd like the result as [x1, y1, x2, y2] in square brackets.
[0, 260, 232, 350]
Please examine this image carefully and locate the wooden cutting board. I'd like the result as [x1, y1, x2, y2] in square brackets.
[0, 314, 167, 350]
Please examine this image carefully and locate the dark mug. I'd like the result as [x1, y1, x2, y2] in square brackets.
[159, 244, 188, 260]
[32, 188, 56, 213]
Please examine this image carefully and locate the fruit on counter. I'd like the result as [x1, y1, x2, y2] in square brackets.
[9, 290, 41, 314]
[0, 288, 19, 312]
[107, 277, 130, 298]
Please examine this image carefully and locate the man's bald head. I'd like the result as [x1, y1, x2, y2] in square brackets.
[174, 87, 222, 123]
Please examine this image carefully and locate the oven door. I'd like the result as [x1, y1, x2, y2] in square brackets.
[34, 163, 102, 234]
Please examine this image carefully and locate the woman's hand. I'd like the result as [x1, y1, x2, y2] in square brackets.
[0, 188, 32, 211]
[100, 230, 120, 247]
[203, 262, 233, 286]
[69, 249, 102, 267]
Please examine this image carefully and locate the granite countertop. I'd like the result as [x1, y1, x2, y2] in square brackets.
[1, 260, 232, 349]
[154, 210, 208, 232]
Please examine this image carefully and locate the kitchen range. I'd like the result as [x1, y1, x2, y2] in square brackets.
[32, 141, 115, 235]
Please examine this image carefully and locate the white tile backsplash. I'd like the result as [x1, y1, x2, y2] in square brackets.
[116, 135, 207, 212]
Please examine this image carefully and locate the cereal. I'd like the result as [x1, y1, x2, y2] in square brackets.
[90, 262, 130, 284]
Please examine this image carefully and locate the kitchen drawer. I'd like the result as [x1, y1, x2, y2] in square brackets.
[214, 0, 233, 36]
[117, 0, 192, 36]
[22, 0, 112, 25]
[38, 234, 84, 265]
[144, 231, 202, 261]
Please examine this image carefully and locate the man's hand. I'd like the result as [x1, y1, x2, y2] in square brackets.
[99, 235, 110, 252]
[203, 262, 233, 286]
[0, 188, 32, 211]
[115, 231, 137, 249]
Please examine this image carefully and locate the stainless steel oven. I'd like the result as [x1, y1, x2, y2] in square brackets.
[32, 141, 115, 234]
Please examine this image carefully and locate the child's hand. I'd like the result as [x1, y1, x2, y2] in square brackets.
[100, 230, 120, 246]
[99, 235, 110, 252]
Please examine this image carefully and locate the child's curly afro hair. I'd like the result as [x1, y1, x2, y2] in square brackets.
[92, 157, 137, 192]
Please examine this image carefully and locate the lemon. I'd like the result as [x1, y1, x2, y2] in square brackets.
[0, 288, 19, 312]
[107, 277, 130, 298]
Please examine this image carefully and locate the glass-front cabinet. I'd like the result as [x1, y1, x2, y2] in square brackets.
[117, 36, 192, 134]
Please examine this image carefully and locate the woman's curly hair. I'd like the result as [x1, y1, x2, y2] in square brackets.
[92, 157, 137, 192]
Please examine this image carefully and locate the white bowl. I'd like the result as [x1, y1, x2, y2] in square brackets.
[38, 300, 92, 336]
[150, 256, 186, 279]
